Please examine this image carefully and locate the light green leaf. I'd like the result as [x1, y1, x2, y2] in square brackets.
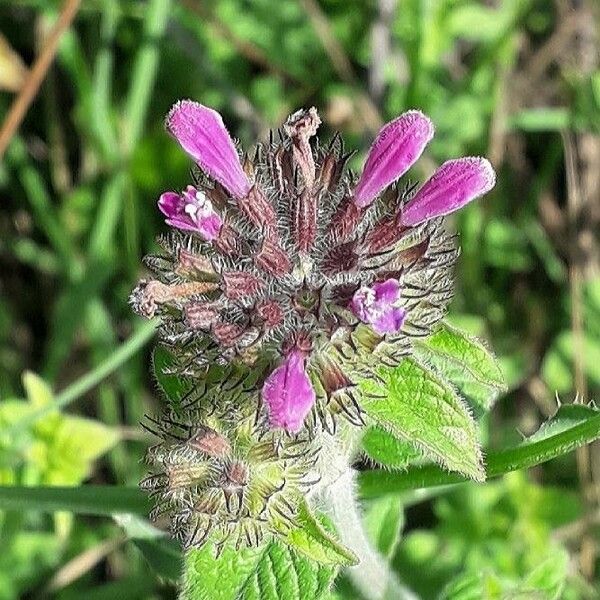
[22, 372, 53, 408]
[362, 426, 423, 469]
[439, 571, 504, 600]
[182, 538, 338, 600]
[363, 495, 404, 558]
[182, 542, 266, 600]
[359, 404, 600, 496]
[237, 541, 337, 600]
[51, 415, 120, 467]
[521, 549, 569, 600]
[282, 500, 358, 566]
[416, 322, 505, 411]
[359, 358, 485, 481]
[181, 500, 347, 599]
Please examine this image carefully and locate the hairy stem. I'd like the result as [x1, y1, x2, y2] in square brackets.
[321, 468, 419, 600]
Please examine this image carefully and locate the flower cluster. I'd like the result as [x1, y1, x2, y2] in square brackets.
[132, 101, 495, 548]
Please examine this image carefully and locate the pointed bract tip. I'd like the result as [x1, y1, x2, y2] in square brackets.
[165, 100, 252, 199]
[401, 157, 496, 226]
[353, 110, 434, 208]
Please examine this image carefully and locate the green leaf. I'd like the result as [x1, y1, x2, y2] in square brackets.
[282, 500, 358, 566]
[152, 345, 193, 410]
[0, 485, 150, 515]
[182, 542, 266, 600]
[363, 495, 404, 558]
[521, 549, 568, 600]
[359, 404, 600, 497]
[132, 538, 182, 583]
[182, 514, 342, 600]
[114, 514, 182, 582]
[416, 322, 505, 411]
[359, 358, 485, 481]
[47, 415, 121, 483]
[237, 542, 337, 600]
[22, 372, 53, 408]
[439, 571, 504, 600]
[362, 426, 423, 469]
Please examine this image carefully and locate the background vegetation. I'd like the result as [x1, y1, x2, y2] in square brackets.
[0, 0, 599, 598]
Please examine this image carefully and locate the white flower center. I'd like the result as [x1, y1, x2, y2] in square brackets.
[184, 191, 213, 224]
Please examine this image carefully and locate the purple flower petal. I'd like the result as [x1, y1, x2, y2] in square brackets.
[350, 278, 406, 335]
[353, 110, 434, 208]
[166, 100, 252, 198]
[158, 185, 223, 240]
[262, 350, 316, 433]
[401, 157, 496, 226]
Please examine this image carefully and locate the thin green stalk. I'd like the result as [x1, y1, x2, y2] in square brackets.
[92, 0, 119, 162]
[0, 485, 149, 516]
[10, 319, 157, 435]
[359, 411, 600, 498]
[8, 137, 77, 276]
[122, 0, 172, 155]
[86, 299, 130, 480]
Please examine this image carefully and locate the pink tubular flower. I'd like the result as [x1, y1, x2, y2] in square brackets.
[350, 279, 406, 335]
[158, 185, 222, 240]
[166, 100, 252, 199]
[401, 157, 496, 226]
[261, 350, 316, 433]
[353, 111, 434, 208]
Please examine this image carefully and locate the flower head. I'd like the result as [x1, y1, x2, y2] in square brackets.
[132, 100, 496, 551]
[134, 101, 496, 434]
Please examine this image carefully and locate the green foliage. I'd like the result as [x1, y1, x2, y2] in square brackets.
[182, 539, 337, 600]
[360, 402, 600, 497]
[360, 358, 485, 481]
[361, 426, 423, 469]
[395, 473, 584, 599]
[283, 500, 358, 567]
[0, 372, 120, 486]
[416, 321, 505, 411]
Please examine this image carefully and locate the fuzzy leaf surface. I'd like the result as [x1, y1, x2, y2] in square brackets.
[359, 358, 485, 481]
[281, 499, 358, 566]
[359, 404, 600, 496]
[416, 322, 505, 411]
[181, 538, 337, 600]
[362, 426, 423, 469]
